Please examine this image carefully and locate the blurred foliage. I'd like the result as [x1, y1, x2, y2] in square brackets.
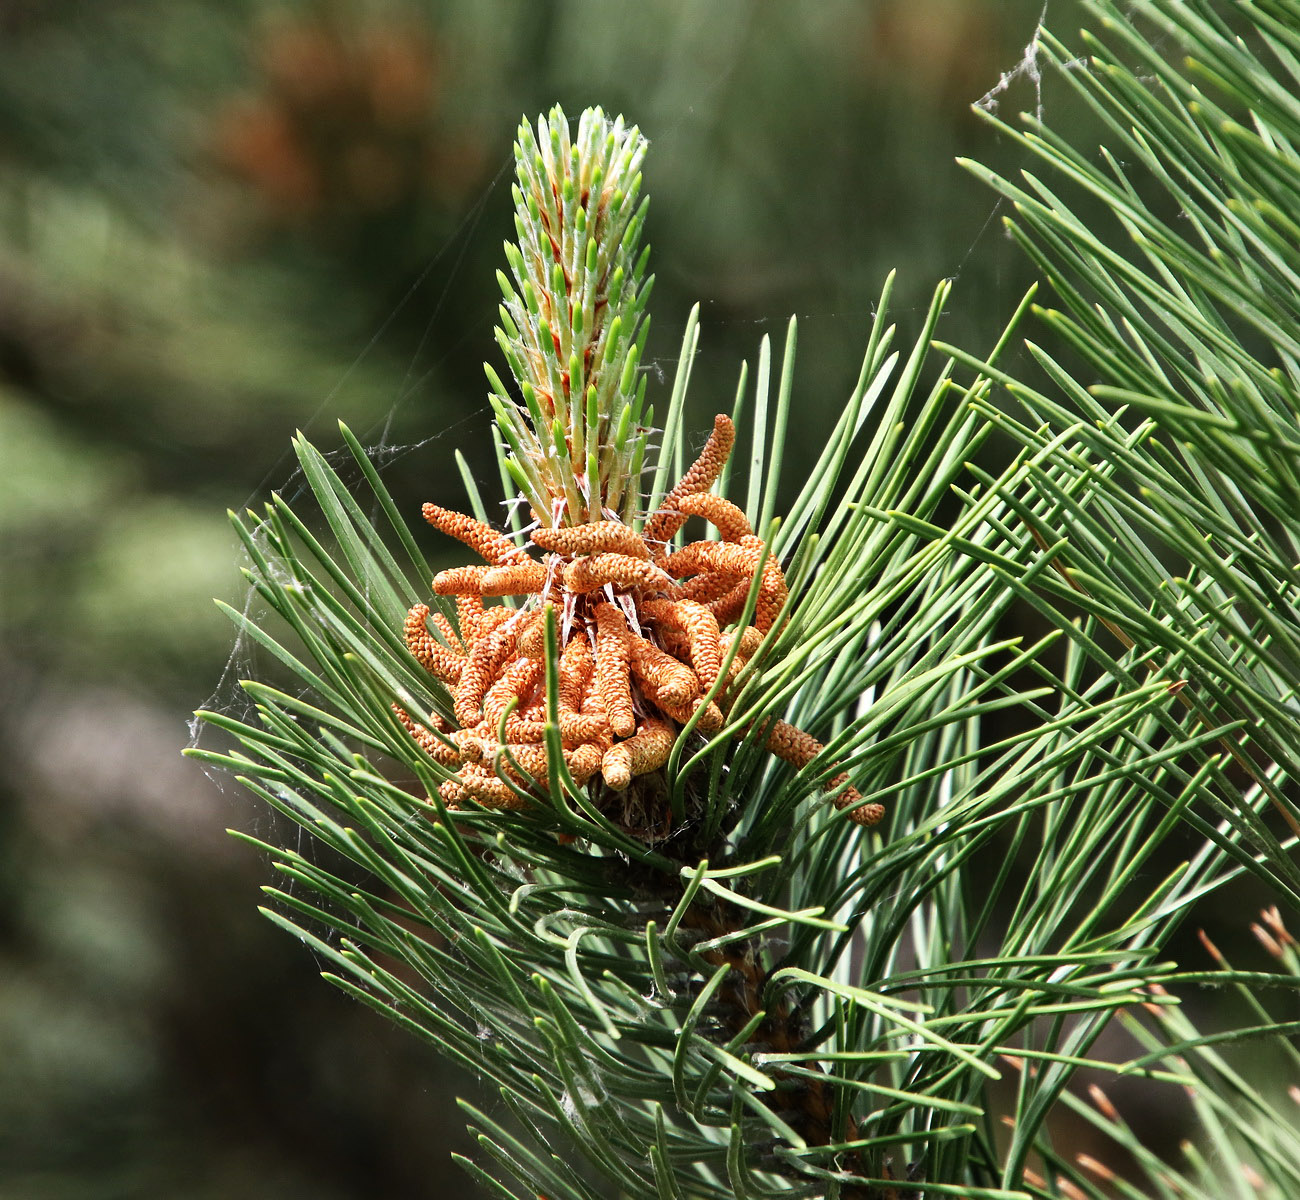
[0, 1, 1058, 1195]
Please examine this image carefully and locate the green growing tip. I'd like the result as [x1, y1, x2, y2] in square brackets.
[489, 105, 651, 526]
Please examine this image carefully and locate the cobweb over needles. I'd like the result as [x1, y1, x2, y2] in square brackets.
[976, 0, 1052, 122]
[187, 21, 1060, 864]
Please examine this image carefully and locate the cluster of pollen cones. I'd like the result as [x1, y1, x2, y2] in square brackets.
[396, 415, 884, 830]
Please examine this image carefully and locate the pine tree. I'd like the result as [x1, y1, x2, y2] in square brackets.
[192, 3, 1300, 1195]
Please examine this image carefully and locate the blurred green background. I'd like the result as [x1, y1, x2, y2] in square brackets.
[0, 1, 1059, 1195]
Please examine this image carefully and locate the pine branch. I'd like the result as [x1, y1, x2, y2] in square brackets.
[191, 51, 1300, 1196]
[944, 0, 1300, 903]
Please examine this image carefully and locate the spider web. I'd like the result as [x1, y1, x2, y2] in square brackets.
[189, 0, 1067, 880]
